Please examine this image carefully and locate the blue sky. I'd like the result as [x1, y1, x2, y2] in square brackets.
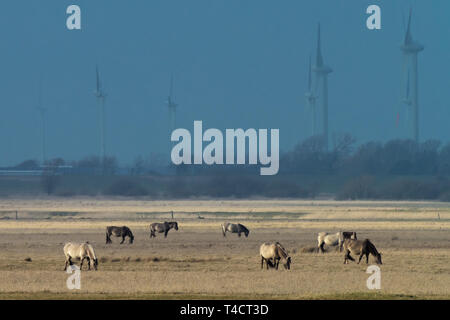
[0, 0, 449, 166]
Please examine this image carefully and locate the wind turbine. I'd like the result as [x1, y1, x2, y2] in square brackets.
[305, 56, 317, 136]
[400, 8, 424, 143]
[312, 23, 332, 151]
[36, 81, 47, 165]
[94, 65, 107, 170]
[165, 75, 178, 158]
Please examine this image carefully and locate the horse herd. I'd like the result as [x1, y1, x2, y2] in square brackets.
[63, 221, 382, 272]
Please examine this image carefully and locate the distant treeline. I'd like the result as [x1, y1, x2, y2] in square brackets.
[2, 136, 450, 201]
[281, 135, 450, 176]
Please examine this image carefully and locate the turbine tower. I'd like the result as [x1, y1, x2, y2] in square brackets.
[305, 56, 317, 136]
[400, 8, 423, 143]
[165, 75, 178, 158]
[94, 65, 107, 170]
[312, 24, 332, 150]
[37, 82, 47, 165]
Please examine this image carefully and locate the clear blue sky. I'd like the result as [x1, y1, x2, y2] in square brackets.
[0, 0, 449, 166]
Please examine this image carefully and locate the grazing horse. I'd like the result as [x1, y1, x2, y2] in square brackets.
[260, 242, 291, 270]
[63, 242, 98, 271]
[150, 221, 178, 238]
[106, 226, 134, 244]
[343, 238, 382, 265]
[317, 231, 357, 253]
[221, 223, 250, 238]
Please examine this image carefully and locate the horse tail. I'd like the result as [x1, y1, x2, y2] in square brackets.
[106, 228, 111, 243]
[87, 244, 97, 260]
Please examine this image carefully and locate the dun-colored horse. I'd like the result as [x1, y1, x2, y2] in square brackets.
[150, 221, 178, 238]
[260, 242, 291, 270]
[222, 223, 250, 238]
[63, 242, 98, 271]
[318, 231, 357, 253]
[106, 226, 134, 244]
[343, 238, 382, 264]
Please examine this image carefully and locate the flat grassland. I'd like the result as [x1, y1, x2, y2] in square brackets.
[0, 198, 449, 300]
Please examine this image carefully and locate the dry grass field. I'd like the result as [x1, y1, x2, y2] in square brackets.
[0, 197, 449, 299]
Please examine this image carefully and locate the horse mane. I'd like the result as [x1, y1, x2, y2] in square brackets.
[86, 243, 97, 260]
[127, 228, 134, 237]
[365, 239, 379, 255]
[238, 224, 248, 232]
[275, 242, 288, 259]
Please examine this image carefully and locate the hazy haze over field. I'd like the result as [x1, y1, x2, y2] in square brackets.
[0, 1, 450, 166]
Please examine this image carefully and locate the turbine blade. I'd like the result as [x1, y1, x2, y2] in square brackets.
[96, 65, 101, 92]
[308, 55, 312, 91]
[404, 8, 412, 44]
[401, 54, 408, 101]
[316, 23, 323, 67]
[169, 75, 174, 98]
[406, 69, 410, 100]
[38, 76, 43, 108]
[401, 10, 406, 34]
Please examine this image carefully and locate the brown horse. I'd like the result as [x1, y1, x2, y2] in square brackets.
[343, 238, 382, 265]
[222, 223, 250, 238]
[150, 221, 178, 238]
[106, 226, 134, 244]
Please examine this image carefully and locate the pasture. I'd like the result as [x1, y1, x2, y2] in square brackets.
[0, 198, 449, 299]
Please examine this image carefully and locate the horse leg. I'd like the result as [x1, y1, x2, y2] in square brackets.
[347, 253, 355, 262]
[120, 236, 125, 244]
[319, 242, 325, 253]
[261, 256, 264, 269]
[87, 257, 91, 270]
[64, 259, 68, 271]
[366, 253, 369, 264]
[164, 230, 168, 238]
[344, 250, 353, 264]
[358, 253, 364, 264]
[80, 257, 84, 271]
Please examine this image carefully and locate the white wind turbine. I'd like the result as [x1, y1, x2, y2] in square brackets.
[36, 80, 47, 165]
[165, 75, 178, 158]
[312, 23, 332, 151]
[400, 8, 424, 143]
[305, 56, 317, 136]
[94, 65, 107, 169]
